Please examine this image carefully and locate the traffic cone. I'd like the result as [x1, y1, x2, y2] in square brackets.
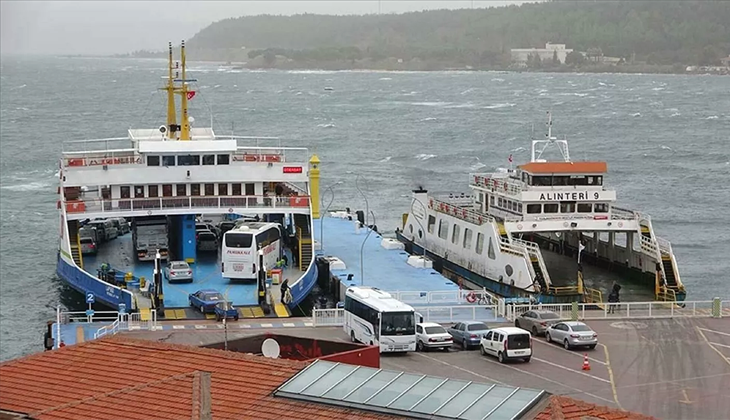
[582, 354, 591, 371]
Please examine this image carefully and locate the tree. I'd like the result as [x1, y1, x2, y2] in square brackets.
[552, 49, 560, 65]
[565, 50, 585, 66]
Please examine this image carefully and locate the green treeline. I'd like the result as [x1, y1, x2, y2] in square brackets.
[135, 1, 730, 70]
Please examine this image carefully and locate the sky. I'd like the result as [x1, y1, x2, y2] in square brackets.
[0, 1, 534, 56]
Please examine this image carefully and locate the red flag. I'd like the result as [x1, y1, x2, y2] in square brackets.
[186, 91, 196, 100]
[508, 154, 513, 163]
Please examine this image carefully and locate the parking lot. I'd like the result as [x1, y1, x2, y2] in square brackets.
[124, 316, 730, 419]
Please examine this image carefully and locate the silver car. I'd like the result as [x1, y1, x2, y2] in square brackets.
[515, 309, 561, 336]
[545, 321, 598, 350]
[165, 261, 193, 283]
[79, 237, 97, 255]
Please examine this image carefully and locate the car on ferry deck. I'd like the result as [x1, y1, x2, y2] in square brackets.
[416, 322, 453, 351]
[447, 321, 490, 350]
[545, 321, 598, 350]
[214, 301, 239, 321]
[165, 261, 193, 283]
[79, 237, 97, 255]
[196, 230, 219, 252]
[189, 289, 225, 313]
[109, 217, 130, 235]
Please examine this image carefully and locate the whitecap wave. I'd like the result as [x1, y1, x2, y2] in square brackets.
[0, 181, 53, 192]
[379, 156, 392, 162]
[631, 112, 641, 117]
[379, 77, 392, 81]
[706, 115, 718, 120]
[418, 117, 438, 122]
[411, 102, 452, 107]
[415, 154, 436, 161]
[317, 123, 336, 128]
[483, 103, 515, 109]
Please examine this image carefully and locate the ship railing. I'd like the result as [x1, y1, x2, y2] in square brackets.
[505, 299, 727, 322]
[610, 206, 637, 220]
[510, 238, 553, 287]
[471, 174, 523, 196]
[233, 146, 309, 164]
[430, 196, 495, 226]
[62, 194, 311, 216]
[62, 149, 140, 168]
[433, 193, 474, 207]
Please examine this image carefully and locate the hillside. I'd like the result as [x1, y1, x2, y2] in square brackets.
[129, 1, 730, 71]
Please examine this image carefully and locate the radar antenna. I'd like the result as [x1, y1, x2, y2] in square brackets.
[530, 111, 571, 162]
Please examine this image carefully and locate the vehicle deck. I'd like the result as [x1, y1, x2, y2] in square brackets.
[84, 232, 301, 317]
[540, 248, 655, 301]
[120, 317, 730, 420]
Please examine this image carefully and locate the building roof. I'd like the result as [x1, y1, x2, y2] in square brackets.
[0, 337, 397, 420]
[519, 161, 607, 175]
[534, 395, 656, 420]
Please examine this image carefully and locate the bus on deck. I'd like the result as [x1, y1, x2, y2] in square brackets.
[344, 286, 417, 353]
[221, 222, 282, 281]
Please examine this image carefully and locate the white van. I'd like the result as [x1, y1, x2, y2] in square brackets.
[479, 327, 532, 363]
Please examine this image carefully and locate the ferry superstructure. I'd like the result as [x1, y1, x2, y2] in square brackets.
[56, 42, 320, 316]
[397, 112, 686, 303]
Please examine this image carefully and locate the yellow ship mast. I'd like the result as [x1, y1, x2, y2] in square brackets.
[159, 42, 178, 139]
[178, 40, 191, 141]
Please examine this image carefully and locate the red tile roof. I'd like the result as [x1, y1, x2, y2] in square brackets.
[519, 161, 607, 174]
[0, 337, 398, 420]
[534, 395, 656, 420]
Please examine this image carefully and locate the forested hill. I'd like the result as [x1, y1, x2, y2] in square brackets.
[151, 1, 730, 70]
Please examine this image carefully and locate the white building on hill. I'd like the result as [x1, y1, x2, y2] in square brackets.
[511, 43, 573, 64]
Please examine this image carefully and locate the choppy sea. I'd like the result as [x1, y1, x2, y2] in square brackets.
[1, 57, 729, 361]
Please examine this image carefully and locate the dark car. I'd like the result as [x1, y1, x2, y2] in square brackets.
[447, 321, 490, 350]
[196, 230, 218, 252]
[214, 301, 239, 321]
[189, 289, 224, 313]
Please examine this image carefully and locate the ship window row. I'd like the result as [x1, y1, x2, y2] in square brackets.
[120, 183, 257, 198]
[147, 154, 230, 167]
[525, 202, 609, 214]
[495, 196, 523, 214]
[523, 173, 603, 187]
[430, 215, 494, 259]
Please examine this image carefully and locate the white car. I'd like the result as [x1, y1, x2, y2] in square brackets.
[545, 321, 598, 350]
[479, 327, 532, 363]
[416, 322, 453, 351]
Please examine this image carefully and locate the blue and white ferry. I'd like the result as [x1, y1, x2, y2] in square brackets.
[56, 42, 319, 318]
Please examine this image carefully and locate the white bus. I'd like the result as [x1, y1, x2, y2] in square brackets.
[343, 286, 417, 353]
[221, 222, 282, 281]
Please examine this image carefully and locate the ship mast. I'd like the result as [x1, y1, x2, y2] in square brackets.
[160, 42, 178, 140]
[178, 40, 191, 141]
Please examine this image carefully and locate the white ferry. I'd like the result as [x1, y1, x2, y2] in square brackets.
[56, 42, 320, 318]
[397, 112, 686, 304]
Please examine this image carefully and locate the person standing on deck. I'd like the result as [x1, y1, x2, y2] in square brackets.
[607, 284, 621, 314]
[280, 279, 291, 304]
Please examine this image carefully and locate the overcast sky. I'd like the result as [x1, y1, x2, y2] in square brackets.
[1, 1, 535, 56]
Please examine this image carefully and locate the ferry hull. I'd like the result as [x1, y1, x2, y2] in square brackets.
[56, 253, 133, 310]
[396, 232, 582, 304]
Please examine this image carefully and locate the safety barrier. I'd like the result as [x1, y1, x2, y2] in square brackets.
[312, 308, 345, 326]
[385, 289, 496, 306]
[313, 304, 502, 327]
[505, 299, 728, 322]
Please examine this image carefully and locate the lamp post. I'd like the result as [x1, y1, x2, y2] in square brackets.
[319, 181, 341, 253]
[355, 174, 369, 228]
[360, 210, 376, 286]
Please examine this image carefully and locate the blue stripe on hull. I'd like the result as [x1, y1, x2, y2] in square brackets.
[396, 233, 582, 304]
[288, 262, 318, 308]
[56, 253, 132, 310]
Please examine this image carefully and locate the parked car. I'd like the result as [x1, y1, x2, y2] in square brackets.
[110, 217, 130, 235]
[545, 321, 598, 350]
[214, 301, 239, 321]
[196, 230, 218, 252]
[196, 223, 220, 238]
[79, 237, 97, 255]
[416, 322, 453, 352]
[447, 321, 490, 350]
[189, 289, 224, 313]
[165, 261, 193, 283]
[479, 327, 532, 363]
[218, 220, 237, 238]
[515, 309, 561, 336]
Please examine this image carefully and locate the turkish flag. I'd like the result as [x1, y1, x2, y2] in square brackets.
[187, 91, 196, 100]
